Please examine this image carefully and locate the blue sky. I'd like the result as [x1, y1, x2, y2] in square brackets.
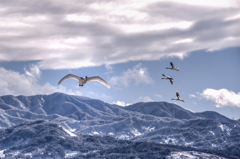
[0, 0, 239, 119]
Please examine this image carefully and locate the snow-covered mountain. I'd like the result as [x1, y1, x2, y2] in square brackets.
[0, 120, 232, 159]
[0, 92, 239, 157]
[124, 102, 233, 123]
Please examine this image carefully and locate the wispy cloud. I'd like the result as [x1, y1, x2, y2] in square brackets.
[201, 88, 240, 107]
[0, 0, 239, 69]
[139, 96, 153, 102]
[24, 64, 41, 79]
[189, 94, 196, 98]
[0, 67, 82, 96]
[154, 94, 163, 98]
[104, 64, 114, 74]
[109, 63, 153, 87]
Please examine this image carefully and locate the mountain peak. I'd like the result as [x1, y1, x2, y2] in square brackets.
[0, 93, 239, 157]
[123, 101, 198, 120]
[196, 111, 233, 123]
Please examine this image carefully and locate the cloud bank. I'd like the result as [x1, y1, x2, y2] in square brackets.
[0, 66, 82, 96]
[0, 0, 239, 69]
[109, 63, 153, 87]
[201, 88, 240, 107]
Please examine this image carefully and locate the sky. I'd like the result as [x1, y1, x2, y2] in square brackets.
[0, 0, 240, 119]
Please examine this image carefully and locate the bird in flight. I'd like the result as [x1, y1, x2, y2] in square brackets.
[57, 74, 110, 88]
[166, 62, 179, 71]
[172, 92, 185, 102]
[162, 74, 174, 84]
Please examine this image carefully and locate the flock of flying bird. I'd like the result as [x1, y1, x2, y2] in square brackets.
[162, 62, 186, 102]
[57, 62, 185, 102]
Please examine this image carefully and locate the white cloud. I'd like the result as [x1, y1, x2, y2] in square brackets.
[66, 14, 92, 22]
[0, 0, 239, 69]
[0, 67, 82, 96]
[201, 88, 240, 107]
[105, 64, 114, 74]
[119, 21, 193, 33]
[113, 101, 131, 107]
[24, 64, 41, 79]
[154, 94, 163, 98]
[139, 96, 153, 102]
[109, 63, 153, 87]
[225, 13, 240, 21]
[189, 94, 196, 98]
[174, 38, 194, 44]
[170, 0, 239, 8]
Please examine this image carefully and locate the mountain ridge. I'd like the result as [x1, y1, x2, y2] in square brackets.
[1, 120, 234, 159]
[0, 92, 239, 155]
[1, 92, 234, 123]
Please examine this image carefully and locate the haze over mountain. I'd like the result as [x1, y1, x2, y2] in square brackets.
[0, 92, 239, 158]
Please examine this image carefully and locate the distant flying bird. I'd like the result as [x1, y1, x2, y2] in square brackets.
[172, 92, 185, 102]
[162, 74, 174, 84]
[166, 62, 179, 71]
[57, 74, 110, 88]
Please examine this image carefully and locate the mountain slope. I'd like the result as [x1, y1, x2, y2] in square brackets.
[0, 120, 234, 159]
[123, 102, 199, 120]
[0, 92, 239, 154]
[0, 93, 183, 140]
[196, 111, 233, 123]
[123, 102, 235, 123]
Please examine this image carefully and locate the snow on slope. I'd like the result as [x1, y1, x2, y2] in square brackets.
[166, 151, 226, 159]
[123, 102, 198, 120]
[0, 120, 230, 159]
[0, 92, 239, 153]
[124, 102, 235, 123]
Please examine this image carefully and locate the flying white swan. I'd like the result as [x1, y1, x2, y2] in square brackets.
[162, 74, 174, 84]
[57, 74, 110, 88]
[166, 62, 179, 71]
[172, 92, 185, 102]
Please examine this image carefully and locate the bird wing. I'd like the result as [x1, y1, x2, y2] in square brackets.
[57, 74, 80, 85]
[176, 92, 180, 98]
[87, 76, 111, 88]
[162, 74, 170, 78]
[170, 62, 174, 68]
[170, 79, 174, 84]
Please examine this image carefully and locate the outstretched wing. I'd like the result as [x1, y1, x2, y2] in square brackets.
[176, 92, 180, 98]
[57, 74, 80, 85]
[170, 62, 174, 68]
[170, 79, 174, 84]
[87, 76, 111, 88]
[162, 74, 170, 78]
